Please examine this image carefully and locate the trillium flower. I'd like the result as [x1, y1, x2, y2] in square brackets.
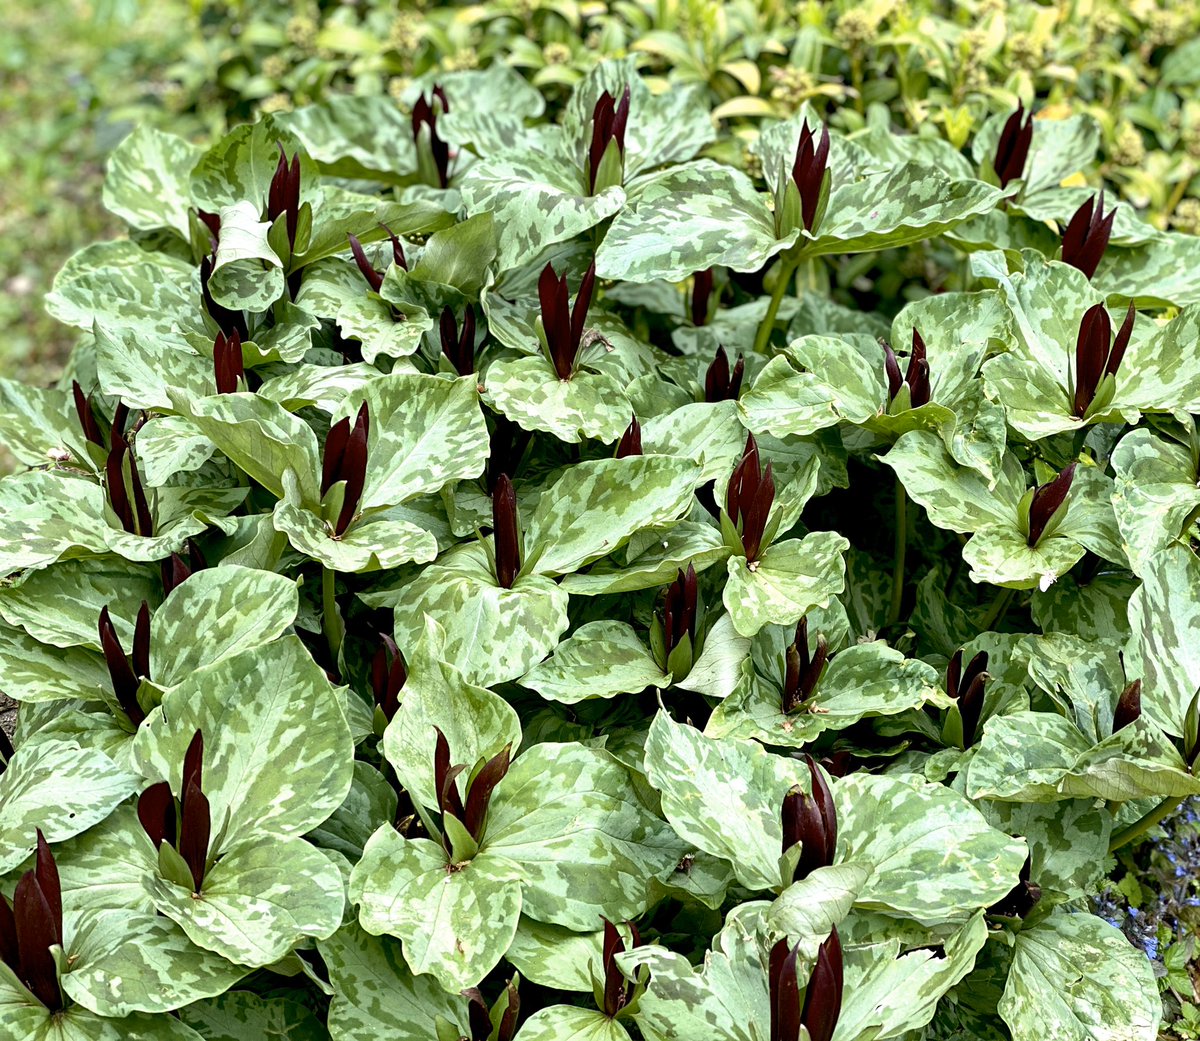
[1061, 192, 1115, 279]
[321, 403, 370, 538]
[137, 730, 213, 893]
[99, 601, 151, 726]
[598, 918, 646, 1018]
[781, 755, 837, 883]
[705, 345, 744, 403]
[486, 419, 532, 492]
[71, 380, 108, 449]
[987, 853, 1042, 919]
[691, 267, 715, 326]
[791, 120, 831, 234]
[537, 260, 597, 380]
[1021, 462, 1076, 547]
[412, 86, 452, 189]
[213, 329, 244, 395]
[161, 539, 207, 597]
[883, 328, 932, 411]
[800, 927, 844, 1041]
[993, 102, 1034, 190]
[945, 648, 988, 748]
[267, 144, 302, 251]
[432, 727, 511, 859]
[440, 304, 477, 376]
[588, 86, 630, 194]
[1070, 302, 1135, 419]
[723, 434, 776, 563]
[491, 473, 522, 589]
[650, 564, 702, 678]
[464, 978, 520, 1041]
[371, 633, 406, 723]
[348, 224, 407, 293]
[780, 617, 828, 714]
[615, 415, 643, 458]
[105, 428, 154, 536]
[0, 830, 64, 1011]
[1113, 679, 1142, 733]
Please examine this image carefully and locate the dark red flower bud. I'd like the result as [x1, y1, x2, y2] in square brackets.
[440, 304, 476, 376]
[199, 252, 249, 340]
[994, 103, 1034, 189]
[197, 209, 221, 249]
[105, 430, 153, 537]
[348, 233, 384, 293]
[1027, 463, 1076, 547]
[412, 87, 451, 188]
[492, 474, 522, 589]
[10, 830, 64, 1010]
[987, 853, 1042, 919]
[464, 988, 492, 1041]
[615, 415, 643, 458]
[588, 86, 631, 192]
[213, 330, 244, 395]
[462, 744, 511, 842]
[705, 346, 744, 403]
[179, 772, 211, 893]
[800, 927, 843, 1041]
[781, 618, 828, 714]
[691, 268, 714, 326]
[486, 417, 532, 492]
[782, 755, 837, 882]
[1072, 303, 1134, 417]
[600, 918, 643, 1018]
[322, 404, 370, 537]
[883, 342, 903, 400]
[792, 121, 831, 233]
[659, 565, 699, 658]
[161, 539, 206, 597]
[1062, 191, 1115, 279]
[726, 434, 775, 562]
[267, 144, 301, 250]
[383, 223, 408, 271]
[137, 780, 177, 850]
[769, 938, 802, 1041]
[906, 329, 931, 407]
[1113, 679, 1142, 733]
[433, 727, 466, 827]
[99, 604, 146, 726]
[498, 977, 520, 1041]
[947, 649, 988, 747]
[72, 381, 105, 448]
[371, 634, 406, 722]
[0, 892, 18, 975]
[538, 260, 596, 380]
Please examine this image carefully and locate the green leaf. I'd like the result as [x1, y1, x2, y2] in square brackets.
[132, 636, 354, 838]
[485, 741, 683, 930]
[62, 910, 248, 1017]
[516, 1007, 632, 1041]
[483, 354, 632, 445]
[0, 379, 83, 468]
[279, 96, 417, 181]
[0, 738, 139, 873]
[722, 532, 850, 638]
[148, 834, 344, 967]
[1111, 428, 1200, 577]
[521, 620, 669, 703]
[319, 921, 470, 1041]
[505, 918, 604, 991]
[189, 118, 312, 212]
[836, 772, 1027, 925]
[595, 161, 794, 284]
[307, 761, 398, 862]
[206, 200, 285, 313]
[525, 457, 701, 577]
[767, 863, 868, 960]
[350, 827, 522, 992]
[102, 126, 202, 237]
[178, 992, 329, 1041]
[460, 142, 625, 271]
[737, 353, 842, 439]
[999, 911, 1160, 1041]
[410, 213, 498, 296]
[643, 711, 804, 891]
[559, 522, 729, 596]
[149, 566, 298, 686]
[0, 622, 111, 703]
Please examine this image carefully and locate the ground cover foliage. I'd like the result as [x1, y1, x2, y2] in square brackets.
[2, 44, 1200, 1041]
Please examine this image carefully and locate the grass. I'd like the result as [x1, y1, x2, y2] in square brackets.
[0, 0, 191, 385]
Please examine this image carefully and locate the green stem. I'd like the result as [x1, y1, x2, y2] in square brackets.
[979, 587, 1014, 632]
[887, 477, 907, 627]
[753, 256, 799, 355]
[1108, 796, 1185, 854]
[322, 566, 344, 661]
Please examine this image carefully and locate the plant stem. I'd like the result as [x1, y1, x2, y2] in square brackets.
[1108, 796, 1185, 854]
[887, 477, 907, 626]
[979, 587, 1014, 631]
[322, 565, 344, 661]
[753, 256, 799, 355]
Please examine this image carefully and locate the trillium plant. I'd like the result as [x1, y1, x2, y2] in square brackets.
[1, 53, 1198, 1041]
